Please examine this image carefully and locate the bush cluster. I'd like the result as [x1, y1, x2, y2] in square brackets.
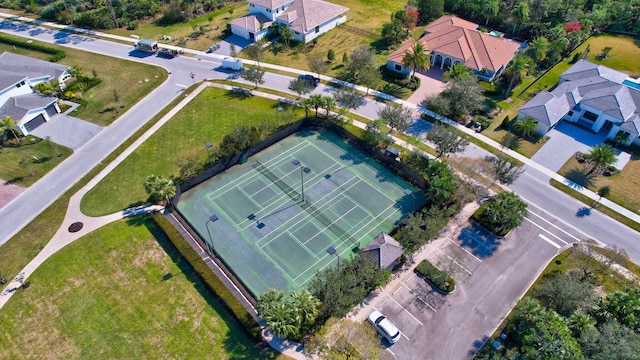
[151, 213, 262, 339]
[0, 34, 66, 61]
[415, 259, 455, 293]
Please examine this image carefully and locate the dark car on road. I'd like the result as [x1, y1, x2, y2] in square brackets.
[298, 74, 320, 86]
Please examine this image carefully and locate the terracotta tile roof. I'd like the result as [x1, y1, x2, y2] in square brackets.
[277, 0, 348, 34]
[387, 15, 520, 73]
[229, 13, 272, 32]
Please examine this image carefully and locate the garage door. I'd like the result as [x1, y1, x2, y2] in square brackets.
[24, 114, 46, 132]
[46, 103, 58, 117]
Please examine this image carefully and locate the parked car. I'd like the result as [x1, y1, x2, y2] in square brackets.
[207, 43, 221, 53]
[298, 74, 320, 86]
[157, 48, 178, 58]
[368, 310, 401, 344]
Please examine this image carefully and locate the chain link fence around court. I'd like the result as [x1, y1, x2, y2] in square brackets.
[176, 129, 427, 296]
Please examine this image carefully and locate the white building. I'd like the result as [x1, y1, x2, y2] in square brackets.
[517, 60, 640, 146]
[230, 0, 348, 44]
[0, 52, 69, 135]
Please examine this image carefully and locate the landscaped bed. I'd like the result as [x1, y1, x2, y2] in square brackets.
[415, 259, 455, 293]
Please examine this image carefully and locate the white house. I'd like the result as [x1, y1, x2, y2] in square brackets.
[386, 15, 521, 82]
[230, 0, 348, 44]
[517, 60, 640, 146]
[0, 52, 69, 135]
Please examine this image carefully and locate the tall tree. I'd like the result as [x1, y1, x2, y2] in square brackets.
[584, 144, 618, 175]
[306, 318, 391, 360]
[417, 0, 443, 24]
[402, 43, 430, 80]
[143, 175, 176, 205]
[381, 18, 409, 46]
[346, 46, 376, 81]
[488, 153, 524, 185]
[377, 104, 413, 133]
[333, 88, 365, 109]
[503, 54, 533, 98]
[481, 0, 500, 26]
[527, 36, 550, 63]
[288, 78, 314, 99]
[0, 116, 21, 144]
[322, 96, 336, 118]
[302, 94, 324, 119]
[308, 55, 328, 79]
[511, 2, 530, 34]
[425, 123, 470, 158]
[482, 191, 528, 233]
[279, 24, 294, 49]
[240, 65, 265, 89]
[358, 65, 381, 95]
[290, 289, 321, 331]
[443, 74, 484, 118]
[442, 63, 473, 82]
[244, 44, 264, 65]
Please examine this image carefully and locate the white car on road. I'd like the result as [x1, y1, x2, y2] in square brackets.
[368, 310, 401, 344]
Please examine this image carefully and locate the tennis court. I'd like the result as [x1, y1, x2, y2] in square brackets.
[177, 130, 426, 296]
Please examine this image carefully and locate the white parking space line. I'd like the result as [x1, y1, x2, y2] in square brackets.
[525, 217, 568, 245]
[448, 239, 483, 263]
[401, 282, 437, 312]
[438, 248, 472, 275]
[528, 209, 581, 242]
[386, 348, 395, 356]
[460, 229, 492, 251]
[538, 234, 561, 249]
[386, 294, 424, 326]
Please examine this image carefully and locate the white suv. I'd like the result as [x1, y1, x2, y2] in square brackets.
[368, 310, 401, 344]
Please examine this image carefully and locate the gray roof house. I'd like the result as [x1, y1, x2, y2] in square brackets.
[517, 60, 640, 146]
[361, 232, 405, 271]
[0, 52, 67, 135]
[230, 0, 348, 44]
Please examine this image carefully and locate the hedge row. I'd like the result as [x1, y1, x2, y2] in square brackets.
[0, 34, 66, 61]
[151, 212, 262, 339]
[415, 259, 455, 293]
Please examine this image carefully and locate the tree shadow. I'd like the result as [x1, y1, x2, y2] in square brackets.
[564, 168, 596, 188]
[457, 224, 502, 259]
[500, 132, 521, 151]
[225, 88, 253, 99]
[576, 207, 592, 217]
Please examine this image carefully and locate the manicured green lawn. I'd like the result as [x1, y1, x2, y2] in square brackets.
[81, 87, 305, 216]
[585, 34, 640, 77]
[0, 218, 281, 359]
[0, 35, 167, 126]
[557, 156, 640, 217]
[0, 138, 72, 186]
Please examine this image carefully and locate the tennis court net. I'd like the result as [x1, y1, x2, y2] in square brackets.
[254, 160, 300, 201]
[302, 202, 358, 246]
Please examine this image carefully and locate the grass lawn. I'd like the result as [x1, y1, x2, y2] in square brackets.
[106, 3, 249, 52]
[81, 87, 305, 216]
[585, 34, 640, 77]
[557, 156, 640, 216]
[0, 138, 72, 186]
[0, 35, 167, 126]
[0, 218, 283, 359]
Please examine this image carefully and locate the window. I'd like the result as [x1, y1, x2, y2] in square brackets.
[583, 110, 599, 121]
[567, 110, 574, 116]
[315, 26, 320, 33]
[394, 64, 402, 71]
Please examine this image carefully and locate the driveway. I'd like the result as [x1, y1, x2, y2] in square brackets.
[407, 68, 447, 106]
[30, 113, 103, 150]
[532, 121, 631, 172]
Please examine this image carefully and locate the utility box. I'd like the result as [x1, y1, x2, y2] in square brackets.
[222, 57, 243, 71]
[134, 39, 158, 53]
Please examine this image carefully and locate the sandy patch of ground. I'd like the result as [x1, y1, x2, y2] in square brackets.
[0, 179, 25, 209]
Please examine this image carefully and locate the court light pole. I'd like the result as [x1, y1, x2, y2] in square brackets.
[404, 189, 415, 209]
[205, 214, 219, 255]
[327, 246, 340, 267]
[292, 159, 311, 202]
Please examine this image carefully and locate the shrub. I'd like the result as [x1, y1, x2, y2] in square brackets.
[500, 115, 511, 129]
[0, 34, 66, 61]
[151, 213, 262, 339]
[415, 260, 455, 293]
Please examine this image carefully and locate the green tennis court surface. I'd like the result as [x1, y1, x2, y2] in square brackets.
[177, 130, 426, 296]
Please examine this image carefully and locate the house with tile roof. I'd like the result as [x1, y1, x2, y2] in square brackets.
[361, 232, 405, 271]
[0, 52, 69, 135]
[517, 59, 640, 146]
[229, 0, 348, 44]
[386, 15, 521, 82]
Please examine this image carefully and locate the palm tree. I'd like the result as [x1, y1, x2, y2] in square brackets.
[584, 144, 617, 174]
[481, 0, 500, 27]
[143, 175, 176, 205]
[322, 96, 336, 118]
[306, 94, 324, 119]
[263, 302, 298, 338]
[512, 116, 538, 139]
[290, 289, 321, 328]
[442, 63, 473, 82]
[503, 54, 532, 98]
[511, 2, 529, 34]
[567, 311, 596, 337]
[527, 36, 549, 64]
[483, 191, 528, 233]
[0, 116, 21, 144]
[402, 43, 430, 80]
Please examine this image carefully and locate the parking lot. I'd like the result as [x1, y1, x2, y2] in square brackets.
[352, 208, 574, 359]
